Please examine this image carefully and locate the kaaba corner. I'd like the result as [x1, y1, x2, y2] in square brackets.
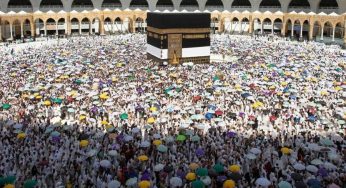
[146, 12, 211, 65]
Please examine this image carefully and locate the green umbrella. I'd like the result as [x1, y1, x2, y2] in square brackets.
[278, 181, 292, 188]
[0, 177, 5, 186]
[196, 168, 208, 177]
[2, 103, 11, 110]
[4, 176, 16, 184]
[213, 163, 224, 173]
[191, 135, 200, 142]
[337, 120, 345, 125]
[213, 76, 219, 81]
[52, 98, 63, 104]
[23, 179, 37, 188]
[120, 113, 128, 120]
[267, 63, 276, 68]
[192, 180, 205, 188]
[50, 131, 60, 137]
[75, 79, 82, 85]
[176, 134, 186, 141]
[157, 145, 168, 152]
[320, 138, 334, 146]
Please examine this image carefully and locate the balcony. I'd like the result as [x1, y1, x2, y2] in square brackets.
[231, 6, 251, 12]
[156, 5, 174, 11]
[259, 6, 281, 12]
[71, 5, 94, 11]
[129, 6, 148, 10]
[180, 6, 199, 11]
[205, 6, 223, 12]
[7, 5, 32, 12]
[40, 5, 64, 12]
[319, 7, 339, 14]
[102, 3, 122, 9]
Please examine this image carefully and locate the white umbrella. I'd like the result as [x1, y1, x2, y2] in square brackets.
[153, 133, 161, 139]
[310, 159, 324, 165]
[126, 177, 137, 186]
[131, 127, 140, 134]
[306, 165, 318, 173]
[250, 148, 261, 155]
[154, 164, 165, 171]
[328, 153, 340, 160]
[324, 162, 337, 170]
[108, 180, 121, 188]
[293, 163, 305, 171]
[100, 160, 111, 168]
[140, 141, 150, 148]
[87, 150, 98, 157]
[170, 177, 183, 187]
[246, 153, 257, 160]
[307, 143, 320, 151]
[13, 123, 23, 129]
[108, 150, 118, 156]
[256, 177, 271, 187]
[124, 135, 133, 142]
[201, 176, 211, 185]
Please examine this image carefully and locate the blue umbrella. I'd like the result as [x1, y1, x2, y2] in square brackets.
[307, 179, 321, 188]
[241, 93, 251, 98]
[196, 148, 205, 157]
[205, 113, 213, 120]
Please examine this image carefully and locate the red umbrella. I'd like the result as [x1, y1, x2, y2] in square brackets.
[193, 96, 201, 102]
[215, 110, 223, 116]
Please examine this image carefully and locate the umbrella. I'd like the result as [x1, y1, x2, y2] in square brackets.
[306, 165, 319, 173]
[50, 131, 60, 137]
[281, 147, 291, 155]
[192, 180, 205, 188]
[140, 141, 150, 148]
[23, 179, 37, 188]
[119, 113, 128, 120]
[196, 168, 208, 177]
[100, 160, 111, 168]
[186, 172, 197, 181]
[17, 133, 26, 139]
[4, 184, 14, 188]
[153, 140, 162, 146]
[246, 153, 257, 160]
[191, 135, 200, 142]
[291, 173, 303, 181]
[170, 177, 183, 187]
[138, 155, 149, 161]
[126, 177, 137, 186]
[2, 104, 11, 110]
[307, 179, 321, 188]
[154, 164, 165, 171]
[108, 150, 118, 156]
[108, 180, 121, 188]
[293, 163, 305, 171]
[138, 180, 150, 188]
[80, 140, 89, 147]
[3, 176, 16, 185]
[324, 162, 337, 170]
[176, 134, 186, 141]
[223, 180, 235, 188]
[227, 131, 237, 138]
[147, 117, 155, 124]
[189, 163, 199, 170]
[229, 165, 240, 173]
[213, 163, 224, 173]
[310, 159, 323, 165]
[157, 145, 168, 152]
[320, 138, 333, 146]
[278, 181, 292, 188]
[250, 148, 261, 154]
[13, 123, 23, 129]
[195, 148, 205, 157]
[255, 177, 271, 187]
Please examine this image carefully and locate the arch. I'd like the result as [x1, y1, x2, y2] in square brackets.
[231, 0, 251, 7]
[157, 0, 173, 6]
[334, 22, 344, 40]
[130, 0, 148, 8]
[70, 18, 80, 35]
[46, 18, 56, 23]
[180, 0, 199, 7]
[242, 17, 249, 22]
[115, 17, 122, 22]
[206, 0, 223, 10]
[8, 0, 32, 7]
[34, 18, 44, 36]
[211, 17, 219, 34]
[81, 18, 91, 34]
[263, 18, 272, 24]
[72, 0, 94, 8]
[45, 18, 57, 36]
[323, 21, 333, 39]
[312, 21, 322, 41]
[102, 0, 122, 8]
[92, 17, 101, 34]
[319, 0, 338, 8]
[253, 18, 262, 34]
[232, 17, 239, 22]
[12, 20, 21, 39]
[288, 0, 310, 8]
[135, 17, 145, 33]
[259, 0, 281, 7]
[273, 18, 283, 34]
[2, 20, 11, 40]
[57, 18, 66, 35]
[23, 19, 31, 37]
[104, 17, 112, 23]
[40, 0, 63, 8]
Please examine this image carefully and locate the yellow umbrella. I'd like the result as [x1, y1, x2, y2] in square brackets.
[281, 82, 288, 86]
[229, 165, 240, 173]
[43, 101, 51, 106]
[150, 107, 157, 112]
[263, 76, 269, 81]
[112, 77, 118, 82]
[33, 93, 40, 96]
[234, 84, 241, 89]
[189, 163, 199, 170]
[311, 77, 318, 82]
[177, 79, 183, 84]
[276, 92, 283, 96]
[35, 95, 43, 99]
[99, 93, 109, 100]
[334, 86, 342, 91]
[80, 140, 89, 147]
[79, 115, 87, 120]
[269, 86, 276, 90]
[22, 94, 29, 99]
[147, 117, 155, 124]
[138, 181, 150, 188]
[153, 140, 162, 146]
[138, 155, 149, 161]
[281, 147, 291, 155]
[4, 184, 15, 188]
[185, 172, 196, 181]
[17, 133, 26, 139]
[116, 63, 123, 67]
[320, 91, 329, 96]
[223, 180, 235, 188]
[101, 120, 109, 125]
[105, 125, 113, 130]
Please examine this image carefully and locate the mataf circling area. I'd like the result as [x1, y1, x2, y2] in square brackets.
[0, 34, 345, 188]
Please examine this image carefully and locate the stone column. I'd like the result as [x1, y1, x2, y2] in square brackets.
[261, 22, 263, 34]
[44, 22, 47, 36]
[10, 23, 13, 39]
[308, 24, 313, 41]
[239, 21, 242, 34]
[66, 16, 71, 35]
[0, 22, 2, 42]
[218, 19, 224, 33]
[300, 23, 303, 39]
[100, 19, 105, 35]
[79, 21, 82, 35]
[89, 22, 92, 34]
[249, 19, 253, 34]
[21, 22, 24, 38]
[291, 23, 294, 37]
[281, 21, 286, 36]
[30, 22, 35, 38]
[320, 26, 324, 40]
[332, 25, 335, 42]
[271, 23, 274, 34]
[56, 21, 59, 35]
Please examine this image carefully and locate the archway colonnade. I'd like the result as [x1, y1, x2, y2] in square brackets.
[0, 10, 345, 44]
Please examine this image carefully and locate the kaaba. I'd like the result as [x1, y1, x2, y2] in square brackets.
[146, 12, 211, 64]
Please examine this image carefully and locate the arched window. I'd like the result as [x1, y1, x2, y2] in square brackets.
[40, 0, 63, 7]
[72, 0, 94, 8]
[130, 0, 148, 8]
[102, 0, 122, 8]
[180, 0, 198, 6]
[288, 0, 310, 8]
[259, 0, 281, 7]
[231, 0, 251, 7]
[319, 0, 338, 8]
